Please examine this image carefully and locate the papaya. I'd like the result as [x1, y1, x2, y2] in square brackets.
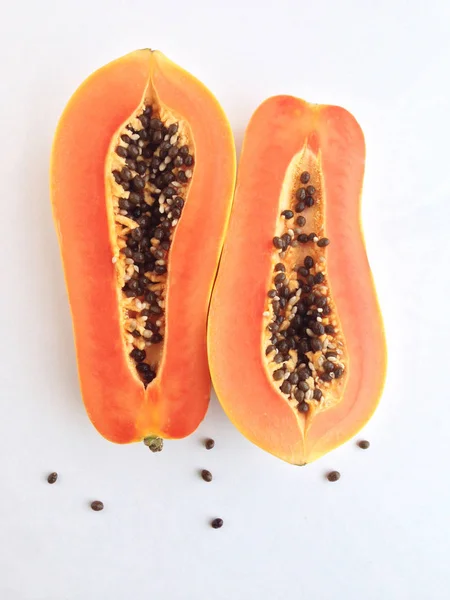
[208, 95, 386, 465]
[50, 50, 236, 445]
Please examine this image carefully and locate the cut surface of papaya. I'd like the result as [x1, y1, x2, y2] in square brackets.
[51, 50, 236, 444]
[208, 95, 386, 464]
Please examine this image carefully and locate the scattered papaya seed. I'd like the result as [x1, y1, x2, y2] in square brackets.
[326, 470, 340, 482]
[211, 518, 223, 529]
[358, 440, 370, 449]
[47, 472, 58, 484]
[90, 501, 104, 511]
[201, 469, 213, 482]
[204, 438, 215, 450]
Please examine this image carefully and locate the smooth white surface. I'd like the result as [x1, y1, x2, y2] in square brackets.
[1, 1, 449, 599]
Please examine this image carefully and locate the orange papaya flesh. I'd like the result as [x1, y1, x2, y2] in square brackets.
[51, 50, 236, 444]
[208, 96, 386, 465]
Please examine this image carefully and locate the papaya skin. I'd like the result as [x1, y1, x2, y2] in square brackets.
[207, 95, 386, 465]
[51, 50, 236, 443]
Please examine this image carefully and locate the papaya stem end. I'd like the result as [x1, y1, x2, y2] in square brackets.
[143, 436, 164, 452]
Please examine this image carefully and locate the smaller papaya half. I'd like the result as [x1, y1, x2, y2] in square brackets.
[51, 50, 235, 444]
[208, 96, 386, 464]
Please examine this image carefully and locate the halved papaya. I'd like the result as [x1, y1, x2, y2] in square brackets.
[208, 95, 386, 464]
[51, 50, 236, 445]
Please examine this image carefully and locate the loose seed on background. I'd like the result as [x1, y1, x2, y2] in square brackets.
[47, 472, 58, 484]
[211, 518, 223, 529]
[201, 469, 213, 482]
[205, 438, 215, 450]
[90, 501, 104, 511]
[358, 440, 370, 449]
[327, 471, 341, 482]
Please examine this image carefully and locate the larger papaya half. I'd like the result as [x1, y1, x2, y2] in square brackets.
[208, 96, 386, 464]
[51, 50, 235, 445]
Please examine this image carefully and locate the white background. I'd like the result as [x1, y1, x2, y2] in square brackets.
[0, 1, 449, 599]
